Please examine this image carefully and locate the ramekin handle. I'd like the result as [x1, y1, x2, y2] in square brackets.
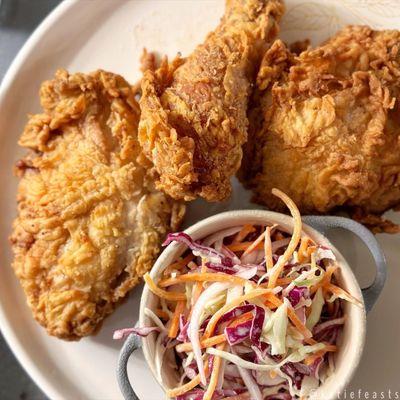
[302, 215, 387, 313]
[117, 333, 141, 400]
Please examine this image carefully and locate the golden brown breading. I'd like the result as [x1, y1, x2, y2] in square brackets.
[240, 26, 400, 232]
[10, 69, 185, 340]
[139, 0, 284, 202]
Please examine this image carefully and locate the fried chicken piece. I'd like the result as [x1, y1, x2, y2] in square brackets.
[139, 0, 284, 202]
[10, 69, 185, 340]
[240, 26, 400, 232]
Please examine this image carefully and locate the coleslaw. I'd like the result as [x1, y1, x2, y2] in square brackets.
[114, 189, 362, 400]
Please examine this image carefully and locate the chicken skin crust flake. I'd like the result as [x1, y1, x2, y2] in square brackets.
[240, 26, 400, 233]
[10, 69, 185, 340]
[139, 0, 285, 202]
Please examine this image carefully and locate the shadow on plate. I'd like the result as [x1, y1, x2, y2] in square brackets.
[89, 283, 143, 351]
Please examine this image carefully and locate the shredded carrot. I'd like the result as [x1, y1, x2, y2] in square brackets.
[305, 307, 312, 318]
[230, 312, 254, 327]
[203, 343, 225, 400]
[158, 272, 248, 288]
[160, 271, 293, 291]
[143, 273, 186, 301]
[192, 263, 207, 304]
[266, 189, 302, 289]
[304, 345, 337, 365]
[188, 264, 208, 320]
[310, 265, 338, 294]
[242, 230, 266, 257]
[264, 226, 274, 271]
[168, 300, 186, 338]
[269, 370, 278, 379]
[160, 271, 292, 295]
[154, 308, 170, 319]
[264, 300, 278, 309]
[260, 276, 293, 287]
[288, 307, 312, 339]
[304, 351, 324, 365]
[176, 312, 254, 353]
[166, 359, 210, 397]
[323, 344, 337, 352]
[226, 241, 264, 253]
[279, 276, 295, 285]
[233, 224, 256, 244]
[297, 236, 312, 263]
[176, 333, 226, 352]
[325, 283, 362, 306]
[203, 289, 272, 339]
[166, 375, 202, 397]
[163, 253, 194, 276]
[266, 293, 312, 339]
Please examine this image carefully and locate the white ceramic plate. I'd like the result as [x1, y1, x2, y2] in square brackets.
[0, 0, 399, 399]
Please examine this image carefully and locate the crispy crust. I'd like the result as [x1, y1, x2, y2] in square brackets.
[10, 69, 185, 340]
[139, 0, 285, 201]
[240, 26, 400, 232]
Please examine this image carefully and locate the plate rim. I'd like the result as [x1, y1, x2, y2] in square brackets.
[0, 2, 82, 399]
[0, 1, 398, 399]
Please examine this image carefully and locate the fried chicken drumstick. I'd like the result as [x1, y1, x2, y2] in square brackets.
[139, 0, 284, 201]
[10, 70, 185, 339]
[240, 26, 400, 233]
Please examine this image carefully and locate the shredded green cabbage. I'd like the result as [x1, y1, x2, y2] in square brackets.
[204, 292, 226, 314]
[262, 299, 288, 355]
[306, 288, 324, 330]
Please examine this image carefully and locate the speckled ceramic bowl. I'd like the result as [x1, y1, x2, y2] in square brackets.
[117, 211, 387, 400]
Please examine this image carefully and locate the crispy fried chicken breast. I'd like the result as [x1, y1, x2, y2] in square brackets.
[10, 69, 185, 340]
[139, 0, 285, 202]
[240, 26, 400, 233]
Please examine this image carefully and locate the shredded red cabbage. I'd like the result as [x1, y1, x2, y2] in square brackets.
[313, 317, 345, 336]
[310, 357, 323, 379]
[206, 262, 238, 275]
[225, 320, 252, 345]
[183, 362, 198, 380]
[163, 232, 232, 265]
[215, 305, 254, 331]
[281, 363, 303, 390]
[287, 287, 308, 307]
[177, 315, 189, 342]
[199, 316, 211, 331]
[250, 305, 265, 346]
[314, 326, 340, 344]
[224, 305, 265, 348]
[292, 362, 311, 376]
[221, 245, 241, 264]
